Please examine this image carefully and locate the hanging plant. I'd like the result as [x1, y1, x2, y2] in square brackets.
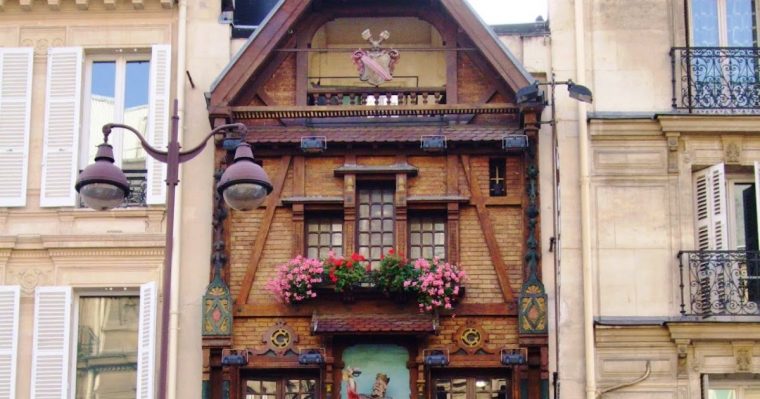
[324, 251, 368, 293]
[375, 249, 419, 298]
[265, 256, 324, 304]
[408, 257, 467, 313]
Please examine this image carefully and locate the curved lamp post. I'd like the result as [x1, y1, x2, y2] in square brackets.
[75, 102, 272, 399]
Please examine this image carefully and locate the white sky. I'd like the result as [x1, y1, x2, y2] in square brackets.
[467, 0, 548, 25]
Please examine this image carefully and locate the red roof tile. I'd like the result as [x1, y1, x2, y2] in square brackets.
[311, 313, 438, 335]
[243, 125, 514, 144]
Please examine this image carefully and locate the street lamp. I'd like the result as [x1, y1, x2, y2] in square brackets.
[75, 101, 272, 399]
[516, 76, 592, 399]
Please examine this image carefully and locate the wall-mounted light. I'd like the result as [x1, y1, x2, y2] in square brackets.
[301, 136, 327, 153]
[502, 134, 529, 150]
[423, 349, 449, 367]
[421, 135, 447, 152]
[221, 349, 249, 366]
[516, 82, 544, 104]
[500, 348, 527, 366]
[567, 81, 593, 103]
[298, 348, 325, 365]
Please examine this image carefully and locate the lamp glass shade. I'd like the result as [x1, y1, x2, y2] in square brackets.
[79, 182, 126, 210]
[222, 183, 269, 211]
[568, 84, 593, 103]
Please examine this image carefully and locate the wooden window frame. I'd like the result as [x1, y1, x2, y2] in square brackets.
[408, 211, 448, 261]
[488, 158, 507, 197]
[242, 373, 320, 399]
[430, 370, 515, 399]
[356, 182, 396, 268]
[305, 212, 345, 258]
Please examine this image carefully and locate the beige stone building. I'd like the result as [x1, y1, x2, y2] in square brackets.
[0, 1, 175, 398]
[541, 0, 760, 398]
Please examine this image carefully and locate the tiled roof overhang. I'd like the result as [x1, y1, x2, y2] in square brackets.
[311, 313, 439, 335]
[241, 125, 515, 144]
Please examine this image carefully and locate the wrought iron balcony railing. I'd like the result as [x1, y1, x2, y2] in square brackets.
[77, 168, 147, 208]
[670, 47, 760, 113]
[677, 250, 760, 317]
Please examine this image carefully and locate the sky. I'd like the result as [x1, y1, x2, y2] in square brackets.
[467, 0, 547, 25]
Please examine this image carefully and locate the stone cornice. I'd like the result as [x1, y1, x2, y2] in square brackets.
[667, 321, 760, 341]
[0, 234, 165, 251]
[658, 114, 760, 134]
[589, 118, 662, 140]
[1, 0, 172, 12]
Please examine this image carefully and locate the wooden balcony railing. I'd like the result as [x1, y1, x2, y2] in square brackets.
[307, 87, 446, 106]
[678, 250, 760, 316]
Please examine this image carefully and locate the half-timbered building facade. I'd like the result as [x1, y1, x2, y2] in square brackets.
[201, 1, 548, 399]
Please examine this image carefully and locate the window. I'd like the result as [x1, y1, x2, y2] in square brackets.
[688, 0, 758, 109]
[244, 376, 318, 399]
[434, 374, 511, 399]
[40, 45, 170, 208]
[691, 0, 757, 47]
[357, 185, 395, 268]
[704, 374, 760, 399]
[692, 162, 760, 308]
[75, 296, 140, 398]
[30, 284, 157, 398]
[409, 214, 446, 260]
[306, 215, 344, 258]
[693, 163, 760, 251]
[489, 159, 506, 196]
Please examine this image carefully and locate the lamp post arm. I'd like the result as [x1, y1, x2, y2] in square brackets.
[101, 122, 248, 165]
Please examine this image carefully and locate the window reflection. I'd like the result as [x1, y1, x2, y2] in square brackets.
[75, 296, 139, 399]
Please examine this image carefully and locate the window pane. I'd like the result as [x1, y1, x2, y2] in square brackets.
[75, 296, 139, 399]
[122, 61, 149, 169]
[357, 186, 395, 267]
[709, 389, 736, 399]
[88, 62, 117, 162]
[726, 0, 755, 46]
[409, 214, 446, 261]
[692, 0, 720, 46]
[306, 216, 344, 258]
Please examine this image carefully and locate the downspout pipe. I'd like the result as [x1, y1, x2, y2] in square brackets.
[167, 0, 188, 397]
[574, 1, 596, 399]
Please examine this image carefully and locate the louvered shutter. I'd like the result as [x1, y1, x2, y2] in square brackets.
[0, 48, 33, 207]
[755, 161, 760, 250]
[146, 45, 171, 205]
[693, 163, 729, 250]
[0, 286, 20, 399]
[30, 286, 72, 399]
[136, 281, 157, 399]
[40, 47, 83, 208]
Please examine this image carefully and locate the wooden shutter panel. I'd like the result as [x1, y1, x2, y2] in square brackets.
[40, 47, 83, 208]
[0, 286, 20, 399]
[136, 281, 157, 399]
[693, 163, 728, 250]
[0, 48, 33, 207]
[30, 286, 72, 399]
[146, 45, 171, 205]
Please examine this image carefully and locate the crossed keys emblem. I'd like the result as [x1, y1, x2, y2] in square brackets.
[352, 29, 400, 86]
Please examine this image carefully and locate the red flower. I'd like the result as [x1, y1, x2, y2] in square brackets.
[328, 267, 337, 283]
[388, 249, 395, 255]
[351, 253, 364, 263]
[331, 257, 342, 267]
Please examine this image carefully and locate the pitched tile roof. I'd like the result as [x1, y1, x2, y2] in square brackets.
[311, 313, 439, 335]
[244, 125, 513, 144]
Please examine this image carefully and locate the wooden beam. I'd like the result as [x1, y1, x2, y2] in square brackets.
[292, 156, 305, 257]
[235, 155, 293, 305]
[460, 155, 515, 301]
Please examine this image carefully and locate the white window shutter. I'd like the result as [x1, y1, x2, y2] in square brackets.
[693, 163, 728, 250]
[136, 281, 157, 399]
[30, 286, 72, 399]
[0, 48, 33, 207]
[40, 47, 83, 208]
[0, 285, 20, 399]
[755, 161, 760, 250]
[146, 44, 171, 205]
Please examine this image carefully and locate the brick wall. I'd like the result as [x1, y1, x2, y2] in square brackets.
[262, 54, 297, 105]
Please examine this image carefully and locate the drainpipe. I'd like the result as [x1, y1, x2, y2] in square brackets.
[167, 0, 188, 397]
[574, 1, 596, 399]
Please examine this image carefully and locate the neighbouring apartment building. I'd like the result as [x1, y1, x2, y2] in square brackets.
[196, 1, 550, 399]
[546, 0, 760, 398]
[0, 0, 174, 398]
